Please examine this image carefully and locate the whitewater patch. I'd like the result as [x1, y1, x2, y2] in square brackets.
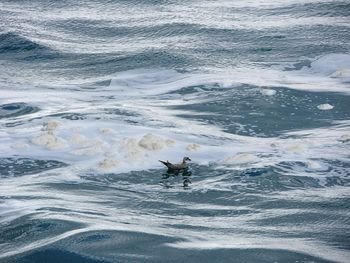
[31, 132, 67, 150]
[186, 143, 201, 151]
[106, 54, 350, 97]
[1, 53, 348, 97]
[260, 88, 277, 96]
[317, 103, 334, 110]
[0, 54, 349, 174]
[310, 53, 350, 76]
[0, 113, 349, 176]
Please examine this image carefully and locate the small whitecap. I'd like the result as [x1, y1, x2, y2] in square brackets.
[339, 134, 350, 143]
[166, 139, 176, 146]
[138, 133, 170, 151]
[220, 80, 234, 88]
[69, 134, 89, 145]
[317, 104, 334, 110]
[11, 143, 28, 150]
[260, 89, 276, 96]
[311, 54, 350, 75]
[330, 68, 350, 79]
[42, 120, 61, 131]
[222, 154, 259, 165]
[99, 127, 115, 134]
[120, 138, 143, 160]
[70, 145, 102, 156]
[186, 143, 201, 151]
[98, 158, 119, 170]
[306, 160, 322, 170]
[287, 144, 305, 153]
[270, 142, 278, 148]
[31, 132, 66, 150]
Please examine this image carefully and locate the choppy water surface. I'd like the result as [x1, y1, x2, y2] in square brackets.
[0, 0, 350, 262]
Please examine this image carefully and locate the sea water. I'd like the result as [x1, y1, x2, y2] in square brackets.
[0, 1, 349, 262]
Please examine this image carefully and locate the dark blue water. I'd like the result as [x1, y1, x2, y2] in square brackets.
[0, 1, 350, 262]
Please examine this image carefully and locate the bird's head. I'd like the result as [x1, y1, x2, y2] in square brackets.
[183, 156, 191, 163]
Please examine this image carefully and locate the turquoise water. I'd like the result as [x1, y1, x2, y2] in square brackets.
[0, 1, 350, 262]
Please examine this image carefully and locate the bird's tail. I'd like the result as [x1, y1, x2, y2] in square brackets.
[159, 160, 169, 167]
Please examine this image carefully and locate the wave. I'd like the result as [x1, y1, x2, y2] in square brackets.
[0, 164, 349, 262]
[0, 102, 40, 119]
[0, 53, 348, 175]
[0, 2, 349, 262]
[0, 157, 66, 177]
[106, 53, 350, 96]
[263, 1, 350, 18]
[0, 32, 59, 60]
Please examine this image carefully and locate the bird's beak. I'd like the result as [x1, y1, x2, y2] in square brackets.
[188, 158, 192, 161]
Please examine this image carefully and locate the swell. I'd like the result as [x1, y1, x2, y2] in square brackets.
[0, 102, 40, 119]
[0, 32, 62, 61]
[0, 165, 349, 262]
[261, 1, 350, 17]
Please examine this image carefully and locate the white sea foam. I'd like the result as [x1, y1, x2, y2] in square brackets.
[42, 120, 61, 131]
[260, 88, 276, 96]
[1, 2, 350, 261]
[1, 54, 350, 174]
[330, 69, 350, 82]
[31, 132, 67, 150]
[1, 53, 349, 95]
[98, 158, 119, 170]
[138, 133, 172, 151]
[1, 111, 348, 176]
[310, 53, 350, 76]
[108, 54, 350, 95]
[222, 154, 260, 166]
[339, 134, 350, 143]
[11, 142, 28, 149]
[306, 160, 324, 170]
[317, 103, 334, 110]
[186, 143, 201, 151]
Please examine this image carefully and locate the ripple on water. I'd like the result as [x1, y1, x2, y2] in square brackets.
[0, 158, 67, 177]
[0, 103, 39, 119]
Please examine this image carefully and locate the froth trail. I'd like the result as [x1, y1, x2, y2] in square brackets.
[1, 54, 350, 175]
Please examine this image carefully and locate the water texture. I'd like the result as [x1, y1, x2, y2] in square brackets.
[0, 0, 350, 262]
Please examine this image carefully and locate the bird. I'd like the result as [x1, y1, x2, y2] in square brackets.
[159, 157, 191, 172]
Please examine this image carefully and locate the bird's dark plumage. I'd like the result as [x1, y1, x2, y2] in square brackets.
[159, 157, 191, 171]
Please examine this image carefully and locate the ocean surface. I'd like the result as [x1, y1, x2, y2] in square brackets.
[0, 0, 350, 262]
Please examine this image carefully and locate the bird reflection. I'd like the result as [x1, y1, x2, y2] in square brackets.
[161, 169, 192, 189]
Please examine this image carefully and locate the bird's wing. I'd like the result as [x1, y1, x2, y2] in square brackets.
[170, 163, 187, 170]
